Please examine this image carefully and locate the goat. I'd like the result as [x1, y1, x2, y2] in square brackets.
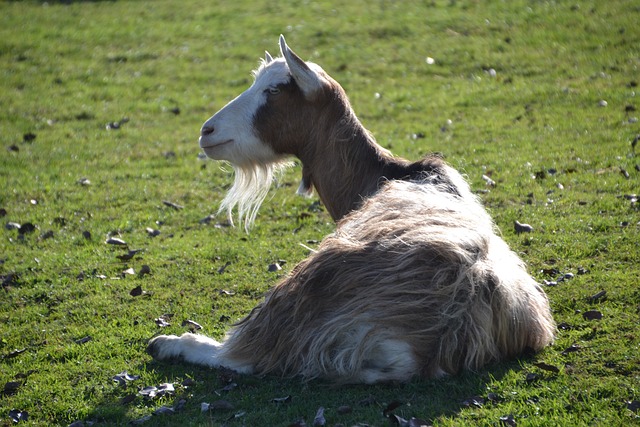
[147, 35, 555, 384]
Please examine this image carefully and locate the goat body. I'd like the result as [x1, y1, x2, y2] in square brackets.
[147, 36, 555, 384]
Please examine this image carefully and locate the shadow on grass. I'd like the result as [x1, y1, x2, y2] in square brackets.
[84, 346, 531, 427]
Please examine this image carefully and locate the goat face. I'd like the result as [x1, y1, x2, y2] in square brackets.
[199, 35, 330, 166]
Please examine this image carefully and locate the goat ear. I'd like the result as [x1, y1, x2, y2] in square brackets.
[279, 34, 323, 96]
[265, 51, 273, 63]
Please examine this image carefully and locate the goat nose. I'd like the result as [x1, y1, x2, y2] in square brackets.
[201, 125, 215, 136]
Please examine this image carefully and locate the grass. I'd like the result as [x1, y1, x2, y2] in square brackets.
[1, 0, 639, 426]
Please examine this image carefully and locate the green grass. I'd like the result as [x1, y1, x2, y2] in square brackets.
[1, 0, 639, 426]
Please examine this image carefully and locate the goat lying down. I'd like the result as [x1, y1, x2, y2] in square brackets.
[147, 36, 555, 384]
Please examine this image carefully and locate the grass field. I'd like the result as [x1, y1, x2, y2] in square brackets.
[1, 0, 639, 426]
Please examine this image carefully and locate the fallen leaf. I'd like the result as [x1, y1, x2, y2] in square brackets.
[182, 319, 203, 331]
[582, 310, 603, 320]
[627, 400, 640, 413]
[116, 249, 143, 261]
[557, 322, 572, 330]
[154, 406, 175, 415]
[408, 418, 431, 427]
[155, 317, 171, 327]
[40, 230, 54, 240]
[162, 200, 184, 210]
[5, 222, 21, 230]
[533, 362, 560, 373]
[4, 348, 27, 359]
[199, 214, 216, 224]
[499, 414, 517, 426]
[217, 261, 231, 274]
[561, 344, 581, 355]
[120, 394, 136, 405]
[2, 381, 22, 396]
[383, 400, 403, 417]
[146, 227, 161, 237]
[138, 383, 174, 399]
[462, 396, 484, 408]
[587, 290, 607, 302]
[210, 400, 234, 411]
[112, 371, 140, 386]
[620, 168, 630, 179]
[272, 395, 292, 404]
[18, 222, 36, 235]
[514, 220, 533, 234]
[525, 372, 540, 383]
[482, 174, 496, 187]
[8, 409, 28, 423]
[313, 407, 326, 426]
[106, 237, 127, 246]
[487, 393, 501, 403]
[139, 264, 151, 277]
[268, 263, 282, 272]
[182, 378, 196, 387]
[75, 336, 92, 345]
[228, 411, 246, 421]
[173, 398, 187, 411]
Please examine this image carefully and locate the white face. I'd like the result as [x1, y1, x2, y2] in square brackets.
[199, 58, 291, 167]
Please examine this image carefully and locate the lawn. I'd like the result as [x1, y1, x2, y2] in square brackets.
[1, 0, 639, 426]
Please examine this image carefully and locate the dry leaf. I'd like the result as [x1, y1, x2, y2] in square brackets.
[117, 249, 143, 261]
[268, 263, 282, 272]
[313, 407, 326, 426]
[587, 290, 607, 302]
[2, 381, 22, 396]
[182, 319, 203, 331]
[561, 344, 581, 355]
[514, 221, 533, 233]
[8, 409, 28, 423]
[383, 400, 403, 417]
[154, 316, 171, 327]
[139, 264, 151, 277]
[162, 200, 184, 210]
[106, 237, 127, 246]
[210, 400, 234, 411]
[272, 395, 292, 404]
[75, 336, 92, 345]
[146, 227, 161, 237]
[582, 310, 603, 320]
[499, 414, 517, 426]
[533, 362, 560, 373]
[154, 406, 175, 415]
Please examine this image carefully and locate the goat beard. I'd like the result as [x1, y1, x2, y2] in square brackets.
[219, 160, 292, 231]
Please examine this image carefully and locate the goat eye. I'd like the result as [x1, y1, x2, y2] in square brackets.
[267, 87, 280, 95]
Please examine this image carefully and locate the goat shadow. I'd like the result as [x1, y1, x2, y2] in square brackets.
[84, 346, 536, 426]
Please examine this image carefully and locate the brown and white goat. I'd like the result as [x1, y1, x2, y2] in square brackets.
[147, 35, 555, 384]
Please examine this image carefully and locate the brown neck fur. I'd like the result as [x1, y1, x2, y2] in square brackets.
[254, 75, 448, 221]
